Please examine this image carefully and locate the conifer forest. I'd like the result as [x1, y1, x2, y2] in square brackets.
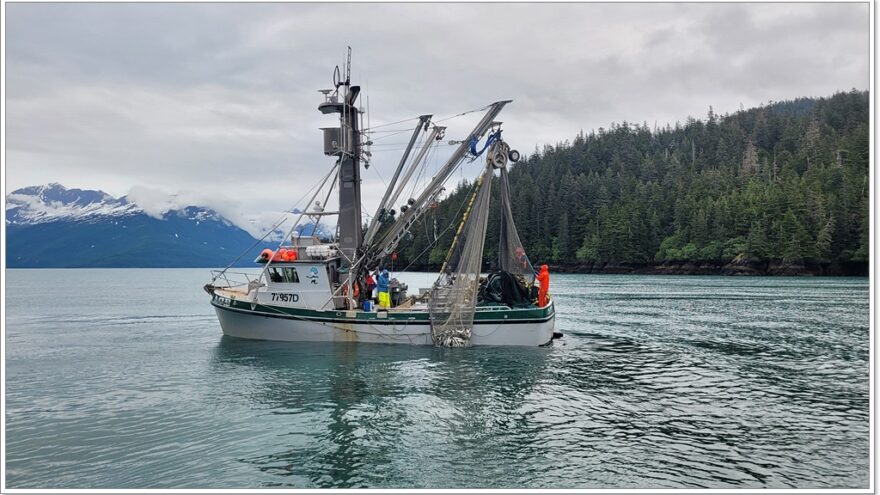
[391, 90, 869, 275]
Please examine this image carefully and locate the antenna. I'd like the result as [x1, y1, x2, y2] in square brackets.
[333, 66, 341, 89]
[345, 46, 352, 85]
[365, 93, 372, 165]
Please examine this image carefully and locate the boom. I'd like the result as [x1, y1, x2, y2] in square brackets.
[362, 100, 511, 270]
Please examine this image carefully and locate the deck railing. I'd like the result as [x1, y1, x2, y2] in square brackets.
[209, 270, 263, 291]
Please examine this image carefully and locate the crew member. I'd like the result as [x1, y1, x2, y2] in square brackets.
[365, 272, 376, 302]
[536, 264, 550, 307]
[377, 268, 391, 308]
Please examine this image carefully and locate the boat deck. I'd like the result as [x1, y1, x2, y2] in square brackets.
[211, 286, 545, 315]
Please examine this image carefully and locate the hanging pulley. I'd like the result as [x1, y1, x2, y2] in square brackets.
[487, 140, 510, 169]
[491, 151, 507, 169]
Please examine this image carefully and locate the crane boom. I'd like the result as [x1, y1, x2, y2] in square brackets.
[363, 100, 511, 270]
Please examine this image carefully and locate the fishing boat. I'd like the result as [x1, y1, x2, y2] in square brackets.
[205, 51, 559, 347]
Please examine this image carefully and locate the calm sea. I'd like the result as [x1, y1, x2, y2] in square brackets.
[4, 269, 870, 489]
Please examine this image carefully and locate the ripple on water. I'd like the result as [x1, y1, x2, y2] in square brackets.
[3, 270, 870, 488]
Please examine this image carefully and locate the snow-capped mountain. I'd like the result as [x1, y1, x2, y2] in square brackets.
[6, 183, 139, 225]
[5, 184, 270, 268]
[6, 183, 229, 227]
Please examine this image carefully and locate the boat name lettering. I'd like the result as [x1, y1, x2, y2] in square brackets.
[271, 292, 300, 303]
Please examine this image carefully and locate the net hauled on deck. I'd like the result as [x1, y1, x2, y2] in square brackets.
[429, 162, 495, 347]
[497, 166, 534, 281]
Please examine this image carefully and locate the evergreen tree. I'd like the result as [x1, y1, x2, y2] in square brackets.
[391, 91, 868, 271]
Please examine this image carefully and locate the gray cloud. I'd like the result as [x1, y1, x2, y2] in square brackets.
[5, 2, 869, 225]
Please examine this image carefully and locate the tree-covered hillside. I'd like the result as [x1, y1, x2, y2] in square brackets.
[392, 90, 869, 274]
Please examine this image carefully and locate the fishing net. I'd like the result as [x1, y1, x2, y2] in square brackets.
[497, 166, 535, 282]
[474, 158, 535, 310]
[429, 162, 494, 347]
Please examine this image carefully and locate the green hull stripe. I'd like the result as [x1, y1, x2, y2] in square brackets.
[211, 296, 555, 326]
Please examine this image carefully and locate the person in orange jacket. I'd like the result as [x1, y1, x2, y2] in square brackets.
[536, 264, 550, 307]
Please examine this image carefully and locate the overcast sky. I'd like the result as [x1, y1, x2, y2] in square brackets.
[4, 2, 870, 230]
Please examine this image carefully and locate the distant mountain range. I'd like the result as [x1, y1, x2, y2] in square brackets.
[5, 183, 331, 268]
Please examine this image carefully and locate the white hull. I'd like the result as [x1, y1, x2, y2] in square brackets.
[214, 304, 556, 346]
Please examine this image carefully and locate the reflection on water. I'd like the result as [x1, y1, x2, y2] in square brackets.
[4, 270, 869, 488]
[210, 337, 550, 488]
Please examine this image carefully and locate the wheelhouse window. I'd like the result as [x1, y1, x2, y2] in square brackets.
[282, 267, 300, 283]
[269, 267, 299, 284]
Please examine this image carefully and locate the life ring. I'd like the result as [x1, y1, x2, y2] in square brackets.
[342, 282, 361, 298]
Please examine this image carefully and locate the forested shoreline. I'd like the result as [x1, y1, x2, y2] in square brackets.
[390, 90, 869, 276]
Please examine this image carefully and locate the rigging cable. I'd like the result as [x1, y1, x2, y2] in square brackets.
[371, 161, 388, 189]
[368, 128, 423, 142]
[363, 116, 423, 131]
[259, 161, 341, 283]
[210, 167, 337, 283]
[397, 178, 479, 273]
[434, 103, 493, 124]
[406, 138, 440, 205]
[362, 103, 490, 133]
[311, 166, 340, 238]
[373, 128, 427, 209]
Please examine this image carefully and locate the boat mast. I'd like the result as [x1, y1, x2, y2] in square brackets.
[319, 48, 363, 268]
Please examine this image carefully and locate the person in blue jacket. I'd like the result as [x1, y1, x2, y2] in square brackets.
[377, 268, 391, 308]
